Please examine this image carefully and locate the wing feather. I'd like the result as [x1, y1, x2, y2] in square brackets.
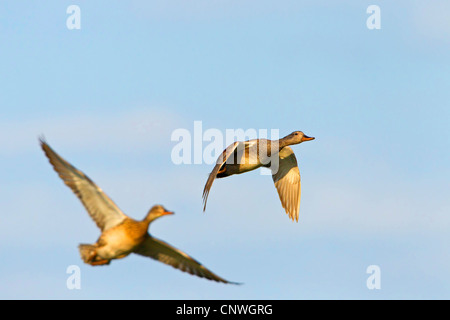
[133, 236, 238, 284]
[202, 141, 242, 211]
[271, 147, 301, 222]
[40, 138, 127, 231]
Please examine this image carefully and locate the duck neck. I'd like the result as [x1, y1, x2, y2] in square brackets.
[277, 137, 290, 151]
[142, 216, 154, 228]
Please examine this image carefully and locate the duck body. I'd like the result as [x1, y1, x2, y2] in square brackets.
[80, 218, 150, 265]
[216, 139, 270, 178]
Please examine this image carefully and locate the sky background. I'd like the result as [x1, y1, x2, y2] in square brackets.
[0, 1, 449, 299]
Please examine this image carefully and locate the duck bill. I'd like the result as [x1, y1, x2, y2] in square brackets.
[301, 135, 315, 142]
[162, 211, 174, 216]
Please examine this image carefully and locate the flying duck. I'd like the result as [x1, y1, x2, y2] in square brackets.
[202, 131, 314, 222]
[40, 138, 236, 284]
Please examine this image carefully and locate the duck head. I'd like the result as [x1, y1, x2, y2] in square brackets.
[144, 205, 174, 223]
[281, 131, 315, 146]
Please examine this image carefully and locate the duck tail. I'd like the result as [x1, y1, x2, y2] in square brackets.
[78, 244, 97, 264]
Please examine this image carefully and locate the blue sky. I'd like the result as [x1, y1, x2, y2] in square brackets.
[0, 1, 449, 299]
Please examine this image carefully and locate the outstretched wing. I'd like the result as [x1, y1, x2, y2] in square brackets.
[133, 235, 238, 284]
[271, 147, 301, 222]
[202, 141, 242, 211]
[40, 138, 127, 231]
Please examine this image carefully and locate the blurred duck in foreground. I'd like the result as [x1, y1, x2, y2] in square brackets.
[40, 138, 237, 284]
[203, 131, 315, 222]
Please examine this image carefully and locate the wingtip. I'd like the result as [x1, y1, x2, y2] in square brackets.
[286, 211, 299, 223]
[38, 134, 47, 145]
[202, 193, 209, 212]
[218, 277, 243, 285]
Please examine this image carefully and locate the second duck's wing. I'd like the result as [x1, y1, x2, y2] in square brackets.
[133, 235, 238, 284]
[202, 141, 242, 211]
[271, 147, 301, 222]
[40, 138, 127, 231]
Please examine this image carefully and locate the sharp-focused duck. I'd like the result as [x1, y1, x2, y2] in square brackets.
[202, 131, 315, 222]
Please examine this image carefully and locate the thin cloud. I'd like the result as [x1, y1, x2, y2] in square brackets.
[413, 1, 450, 42]
[0, 107, 184, 156]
